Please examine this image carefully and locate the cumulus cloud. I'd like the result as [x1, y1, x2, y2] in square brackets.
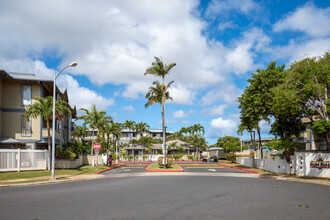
[206, 0, 260, 17]
[0, 0, 261, 103]
[201, 83, 242, 106]
[200, 104, 227, 116]
[273, 3, 330, 38]
[208, 116, 238, 138]
[122, 105, 135, 111]
[172, 110, 193, 118]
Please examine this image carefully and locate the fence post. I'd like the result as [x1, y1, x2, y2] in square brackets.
[17, 148, 21, 172]
[45, 150, 48, 170]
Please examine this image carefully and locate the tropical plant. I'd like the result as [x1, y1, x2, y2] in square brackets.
[135, 122, 150, 156]
[145, 56, 176, 168]
[77, 103, 112, 155]
[25, 96, 71, 169]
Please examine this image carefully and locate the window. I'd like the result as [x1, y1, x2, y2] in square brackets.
[22, 85, 32, 106]
[22, 115, 32, 136]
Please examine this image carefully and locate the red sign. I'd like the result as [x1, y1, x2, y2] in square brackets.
[93, 143, 101, 151]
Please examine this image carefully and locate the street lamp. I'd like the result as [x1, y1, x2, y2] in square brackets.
[52, 62, 77, 181]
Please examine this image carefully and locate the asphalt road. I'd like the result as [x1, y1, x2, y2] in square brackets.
[0, 165, 329, 220]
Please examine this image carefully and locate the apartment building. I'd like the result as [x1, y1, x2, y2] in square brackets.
[0, 70, 76, 150]
[297, 118, 327, 151]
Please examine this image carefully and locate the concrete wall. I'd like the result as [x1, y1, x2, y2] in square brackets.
[83, 154, 107, 165]
[295, 152, 330, 177]
[55, 154, 84, 169]
[237, 153, 330, 177]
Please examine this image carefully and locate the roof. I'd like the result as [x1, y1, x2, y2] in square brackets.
[6, 72, 52, 82]
[0, 137, 25, 144]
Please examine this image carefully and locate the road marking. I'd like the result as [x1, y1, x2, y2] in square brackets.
[185, 167, 224, 168]
[208, 169, 216, 172]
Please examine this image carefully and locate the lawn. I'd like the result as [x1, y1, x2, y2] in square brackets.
[0, 164, 120, 181]
[147, 163, 183, 171]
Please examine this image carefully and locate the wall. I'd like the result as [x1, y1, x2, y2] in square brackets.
[237, 153, 330, 177]
[55, 154, 84, 169]
[83, 154, 107, 165]
[295, 152, 330, 177]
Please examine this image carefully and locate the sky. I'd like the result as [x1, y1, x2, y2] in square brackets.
[0, 0, 329, 144]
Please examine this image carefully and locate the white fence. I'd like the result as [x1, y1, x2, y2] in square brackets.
[236, 152, 330, 177]
[0, 149, 49, 172]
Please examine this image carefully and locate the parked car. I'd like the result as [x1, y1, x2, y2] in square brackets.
[209, 156, 218, 162]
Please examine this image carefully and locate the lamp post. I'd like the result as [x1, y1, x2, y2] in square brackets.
[52, 62, 77, 181]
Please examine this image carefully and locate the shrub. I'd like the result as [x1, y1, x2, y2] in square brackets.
[158, 156, 172, 168]
[128, 155, 133, 161]
[187, 155, 194, 161]
[226, 154, 236, 162]
[179, 153, 183, 161]
[143, 155, 148, 161]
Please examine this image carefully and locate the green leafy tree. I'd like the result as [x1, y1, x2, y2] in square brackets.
[237, 62, 286, 158]
[25, 96, 71, 169]
[216, 136, 241, 153]
[282, 53, 330, 151]
[124, 120, 136, 159]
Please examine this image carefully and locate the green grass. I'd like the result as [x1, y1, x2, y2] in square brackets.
[0, 164, 120, 181]
[147, 163, 183, 171]
[220, 162, 270, 174]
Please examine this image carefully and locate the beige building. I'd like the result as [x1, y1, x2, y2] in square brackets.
[0, 70, 76, 150]
[298, 118, 327, 151]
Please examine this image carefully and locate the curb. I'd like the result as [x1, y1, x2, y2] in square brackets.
[96, 164, 125, 174]
[219, 163, 261, 174]
[118, 161, 153, 163]
[145, 164, 184, 172]
[173, 161, 203, 163]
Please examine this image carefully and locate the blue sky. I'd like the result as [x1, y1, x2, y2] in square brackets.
[0, 0, 329, 144]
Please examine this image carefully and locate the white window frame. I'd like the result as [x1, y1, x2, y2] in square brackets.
[22, 115, 32, 136]
[22, 84, 32, 106]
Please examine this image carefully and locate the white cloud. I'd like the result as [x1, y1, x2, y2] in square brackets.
[168, 85, 196, 105]
[201, 84, 242, 106]
[218, 22, 235, 31]
[200, 104, 227, 116]
[172, 110, 193, 118]
[208, 117, 238, 138]
[0, 0, 259, 104]
[206, 0, 260, 17]
[273, 3, 330, 38]
[122, 105, 135, 111]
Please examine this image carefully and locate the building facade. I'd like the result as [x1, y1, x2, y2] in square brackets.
[0, 70, 76, 150]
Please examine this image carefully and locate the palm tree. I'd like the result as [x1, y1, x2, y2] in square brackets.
[124, 120, 135, 160]
[145, 57, 176, 167]
[25, 96, 71, 169]
[111, 123, 122, 162]
[77, 103, 112, 155]
[73, 124, 88, 142]
[135, 122, 150, 159]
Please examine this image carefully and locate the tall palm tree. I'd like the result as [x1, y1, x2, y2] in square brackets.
[145, 57, 176, 167]
[135, 122, 150, 159]
[145, 80, 173, 166]
[124, 120, 135, 160]
[77, 103, 112, 155]
[25, 96, 71, 169]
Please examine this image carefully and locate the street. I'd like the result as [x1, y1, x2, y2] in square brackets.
[0, 163, 329, 220]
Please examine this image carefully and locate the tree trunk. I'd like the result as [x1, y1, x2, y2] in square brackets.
[91, 128, 94, 155]
[47, 119, 51, 171]
[162, 95, 166, 168]
[257, 128, 263, 159]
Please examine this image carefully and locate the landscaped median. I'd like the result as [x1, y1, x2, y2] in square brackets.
[145, 163, 184, 172]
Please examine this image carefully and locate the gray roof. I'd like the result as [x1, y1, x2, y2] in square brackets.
[0, 137, 25, 144]
[7, 72, 52, 82]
